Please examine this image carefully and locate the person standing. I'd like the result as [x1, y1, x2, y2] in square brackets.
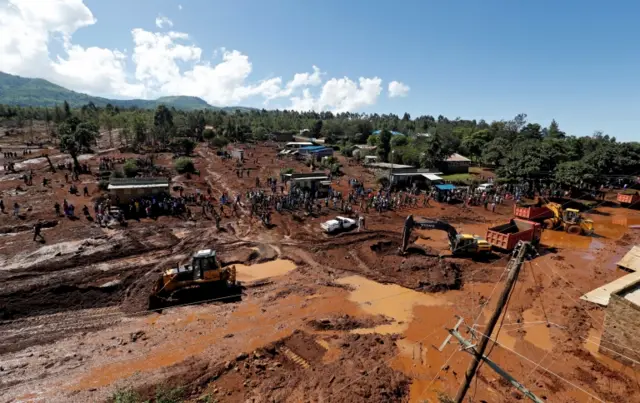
[33, 221, 44, 242]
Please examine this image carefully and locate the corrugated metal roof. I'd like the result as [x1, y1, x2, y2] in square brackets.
[423, 173, 443, 181]
[446, 153, 471, 162]
[618, 246, 640, 272]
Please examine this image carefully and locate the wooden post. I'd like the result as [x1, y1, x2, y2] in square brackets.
[454, 241, 531, 402]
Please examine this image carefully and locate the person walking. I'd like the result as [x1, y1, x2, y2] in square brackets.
[33, 221, 44, 242]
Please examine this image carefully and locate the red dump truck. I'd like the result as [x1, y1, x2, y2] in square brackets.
[513, 205, 553, 221]
[617, 191, 640, 207]
[485, 219, 542, 251]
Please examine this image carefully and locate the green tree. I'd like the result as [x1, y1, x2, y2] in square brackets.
[123, 159, 139, 178]
[153, 105, 174, 146]
[377, 130, 392, 162]
[311, 120, 323, 137]
[555, 160, 598, 187]
[461, 129, 493, 161]
[175, 157, 195, 174]
[63, 100, 71, 119]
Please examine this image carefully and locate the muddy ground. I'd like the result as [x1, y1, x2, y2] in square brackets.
[1, 126, 640, 402]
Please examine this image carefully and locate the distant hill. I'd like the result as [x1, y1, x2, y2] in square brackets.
[0, 71, 256, 112]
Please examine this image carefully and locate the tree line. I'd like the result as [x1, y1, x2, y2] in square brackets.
[1, 102, 638, 187]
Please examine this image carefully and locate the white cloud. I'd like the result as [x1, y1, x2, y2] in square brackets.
[51, 43, 146, 97]
[290, 77, 383, 113]
[0, 0, 400, 110]
[388, 80, 410, 98]
[155, 15, 173, 28]
[178, 4, 182, 11]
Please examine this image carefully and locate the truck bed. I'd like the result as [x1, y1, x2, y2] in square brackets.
[513, 205, 553, 221]
[617, 192, 640, 205]
[486, 219, 541, 251]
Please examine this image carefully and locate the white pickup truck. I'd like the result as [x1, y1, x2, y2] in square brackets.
[321, 216, 357, 233]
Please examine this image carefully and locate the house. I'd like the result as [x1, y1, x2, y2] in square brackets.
[442, 153, 472, 174]
[108, 177, 170, 203]
[581, 246, 640, 367]
[230, 148, 244, 161]
[388, 168, 443, 188]
[282, 172, 332, 196]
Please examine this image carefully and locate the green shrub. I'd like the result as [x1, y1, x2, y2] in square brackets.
[179, 138, 196, 155]
[280, 167, 294, 175]
[175, 157, 195, 174]
[155, 387, 184, 403]
[111, 388, 140, 403]
[341, 145, 356, 157]
[210, 136, 229, 148]
[110, 170, 124, 179]
[98, 180, 109, 191]
[203, 129, 215, 140]
[123, 159, 138, 178]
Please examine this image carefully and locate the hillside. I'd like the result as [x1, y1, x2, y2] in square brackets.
[0, 71, 254, 112]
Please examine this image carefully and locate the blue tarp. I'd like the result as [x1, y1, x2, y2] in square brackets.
[300, 145, 326, 151]
[435, 184, 456, 191]
[372, 130, 405, 136]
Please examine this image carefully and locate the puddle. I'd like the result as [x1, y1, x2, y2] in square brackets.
[522, 309, 553, 351]
[336, 275, 449, 334]
[584, 328, 601, 356]
[541, 230, 593, 250]
[234, 259, 297, 282]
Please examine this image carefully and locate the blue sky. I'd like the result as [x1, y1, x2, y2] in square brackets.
[1, 0, 639, 140]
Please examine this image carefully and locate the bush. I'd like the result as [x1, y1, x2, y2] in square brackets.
[175, 157, 195, 174]
[110, 170, 124, 179]
[341, 145, 356, 157]
[179, 138, 196, 155]
[391, 135, 408, 147]
[123, 159, 138, 178]
[98, 180, 109, 191]
[155, 387, 184, 403]
[203, 128, 215, 140]
[210, 136, 229, 148]
[280, 167, 294, 175]
[111, 388, 140, 403]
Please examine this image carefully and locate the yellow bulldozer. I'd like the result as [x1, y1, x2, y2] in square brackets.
[543, 202, 594, 235]
[151, 248, 237, 306]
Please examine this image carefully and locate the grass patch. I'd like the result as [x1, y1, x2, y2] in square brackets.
[440, 173, 474, 182]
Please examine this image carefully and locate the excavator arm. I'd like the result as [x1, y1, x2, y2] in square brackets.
[401, 215, 459, 253]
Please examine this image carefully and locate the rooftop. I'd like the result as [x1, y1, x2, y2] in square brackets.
[446, 153, 471, 162]
[366, 162, 414, 169]
[372, 130, 405, 136]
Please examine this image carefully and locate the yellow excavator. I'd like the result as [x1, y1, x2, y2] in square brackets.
[401, 215, 491, 256]
[151, 248, 236, 302]
[543, 202, 594, 235]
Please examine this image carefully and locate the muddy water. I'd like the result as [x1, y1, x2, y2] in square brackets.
[522, 309, 552, 351]
[234, 259, 297, 282]
[336, 275, 449, 334]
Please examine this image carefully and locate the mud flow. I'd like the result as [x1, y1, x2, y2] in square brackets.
[1, 139, 639, 403]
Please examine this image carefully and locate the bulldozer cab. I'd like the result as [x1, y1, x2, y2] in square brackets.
[563, 208, 580, 224]
[191, 249, 218, 280]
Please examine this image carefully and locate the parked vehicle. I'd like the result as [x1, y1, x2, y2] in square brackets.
[321, 216, 357, 233]
[485, 219, 541, 251]
[478, 183, 494, 192]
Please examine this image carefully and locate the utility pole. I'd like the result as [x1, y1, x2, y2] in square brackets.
[444, 321, 544, 403]
[454, 241, 532, 402]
